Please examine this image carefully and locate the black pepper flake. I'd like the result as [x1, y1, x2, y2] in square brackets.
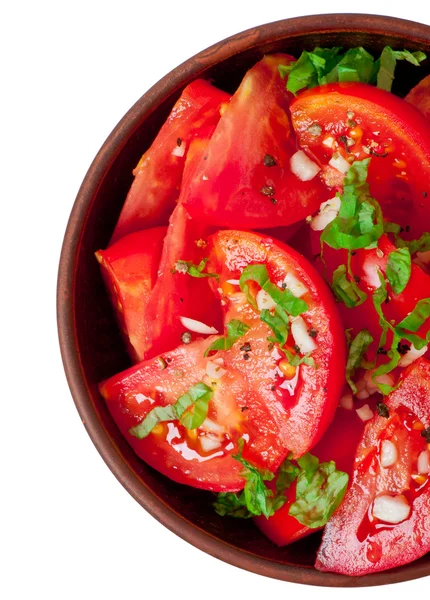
[176, 137, 182, 147]
[377, 347, 388, 355]
[323, 387, 328, 393]
[384, 296, 390, 304]
[203, 155, 208, 160]
[423, 191, 428, 198]
[308, 328, 318, 339]
[421, 427, 430, 443]
[397, 342, 410, 355]
[405, 225, 411, 233]
[180, 297, 184, 303]
[271, 385, 276, 391]
[271, 198, 278, 205]
[281, 282, 287, 290]
[268, 342, 275, 351]
[293, 344, 301, 353]
[181, 332, 192, 344]
[263, 154, 277, 167]
[240, 342, 252, 352]
[260, 185, 275, 196]
[354, 275, 361, 284]
[351, 251, 356, 256]
[339, 135, 351, 152]
[166, 357, 172, 363]
[241, 406, 249, 412]
[376, 402, 390, 418]
[243, 353, 250, 361]
[369, 149, 388, 158]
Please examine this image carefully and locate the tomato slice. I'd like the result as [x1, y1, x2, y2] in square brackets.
[99, 338, 292, 492]
[110, 80, 230, 243]
[182, 55, 329, 229]
[207, 229, 346, 458]
[291, 83, 430, 237]
[254, 405, 366, 546]
[406, 74, 430, 120]
[143, 139, 223, 360]
[315, 358, 430, 576]
[96, 227, 166, 362]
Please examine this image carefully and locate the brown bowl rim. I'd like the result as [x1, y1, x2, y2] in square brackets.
[57, 13, 430, 587]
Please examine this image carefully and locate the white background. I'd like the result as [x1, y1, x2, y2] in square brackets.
[3, 1, 430, 598]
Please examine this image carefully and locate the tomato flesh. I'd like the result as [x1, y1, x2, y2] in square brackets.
[207, 229, 346, 458]
[96, 227, 166, 362]
[182, 55, 330, 229]
[316, 359, 430, 576]
[110, 79, 230, 243]
[291, 83, 430, 238]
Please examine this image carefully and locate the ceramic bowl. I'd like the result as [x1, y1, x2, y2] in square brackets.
[57, 13, 430, 586]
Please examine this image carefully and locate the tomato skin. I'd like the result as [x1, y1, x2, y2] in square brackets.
[291, 83, 430, 237]
[406, 74, 430, 120]
[143, 139, 223, 360]
[96, 227, 166, 362]
[208, 229, 346, 458]
[182, 55, 329, 229]
[254, 406, 365, 546]
[316, 359, 430, 576]
[110, 80, 230, 243]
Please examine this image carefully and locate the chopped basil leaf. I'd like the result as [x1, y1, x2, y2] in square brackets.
[346, 329, 373, 393]
[239, 264, 308, 316]
[129, 382, 213, 439]
[213, 439, 295, 519]
[321, 160, 384, 251]
[372, 271, 394, 351]
[288, 454, 349, 529]
[386, 247, 411, 295]
[282, 348, 316, 368]
[377, 47, 427, 92]
[204, 319, 250, 357]
[280, 45, 426, 95]
[401, 232, 430, 255]
[384, 221, 402, 236]
[332, 264, 366, 308]
[260, 306, 290, 346]
[174, 258, 218, 279]
[371, 332, 402, 395]
[395, 298, 430, 350]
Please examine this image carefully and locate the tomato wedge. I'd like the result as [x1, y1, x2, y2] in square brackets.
[207, 229, 346, 458]
[96, 227, 166, 362]
[254, 405, 366, 546]
[110, 80, 230, 243]
[406, 74, 430, 120]
[316, 358, 430, 576]
[291, 83, 430, 238]
[100, 338, 293, 492]
[182, 55, 329, 229]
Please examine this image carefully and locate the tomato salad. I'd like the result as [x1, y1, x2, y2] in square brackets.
[97, 45, 430, 576]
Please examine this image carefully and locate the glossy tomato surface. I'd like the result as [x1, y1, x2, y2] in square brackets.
[96, 227, 166, 362]
[207, 229, 346, 458]
[110, 79, 230, 243]
[291, 83, 430, 238]
[316, 359, 430, 576]
[182, 54, 329, 229]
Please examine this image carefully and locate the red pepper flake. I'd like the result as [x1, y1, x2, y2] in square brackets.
[271, 198, 278, 205]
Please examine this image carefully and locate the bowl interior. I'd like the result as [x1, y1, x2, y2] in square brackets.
[59, 15, 430, 586]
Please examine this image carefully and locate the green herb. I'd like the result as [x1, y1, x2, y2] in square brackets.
[346, 329, 373, 393]
[386, 247, 411, 295]
[260, 306, 290, 346]
[396, 298, 430, 350]
[279, 45, 426, 96]
[174, 258, 218, 279]
[282, 349, 316, 368]
[321, 160, 384, 251]
[204, 319, 250, 356]
[239, 264, 308, 316]
[213, 439, 295, 519]
[288, 455, 348, 528]
[129, 382, 213, 439]
[332, 264, 366, 308]
[214, 446, 347, 527]
[372, 271, 394, 351]
[377, 47, 427, 92]
[405, 232, 430, 255]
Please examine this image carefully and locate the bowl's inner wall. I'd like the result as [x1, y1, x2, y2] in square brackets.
[73, 27, 430, 574]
